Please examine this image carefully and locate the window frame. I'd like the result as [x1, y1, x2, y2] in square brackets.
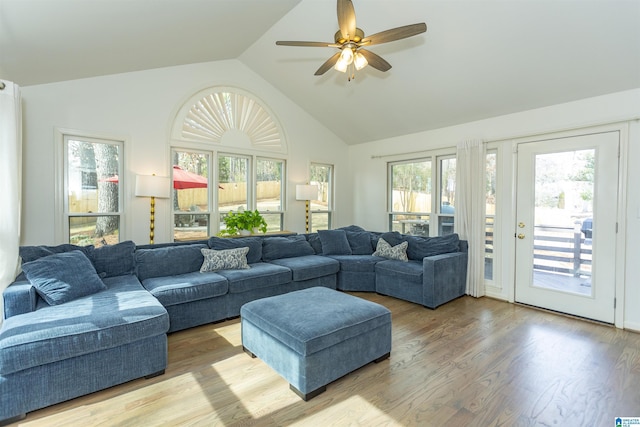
[60, 133, 125, 246]
[255, 156, 286, 232]
[171, 148, 212, 241]
[169, 147, 287, 239]
[309, 162, 334, 232]
[436, 154, 456, 236]
[485, 148, 498, 283]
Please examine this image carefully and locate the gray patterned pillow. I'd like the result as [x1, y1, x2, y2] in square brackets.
[200, 247, 250, 272]
[373, 238, 408, 262]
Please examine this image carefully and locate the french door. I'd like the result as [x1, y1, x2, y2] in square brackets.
[514, 131, 619, 323]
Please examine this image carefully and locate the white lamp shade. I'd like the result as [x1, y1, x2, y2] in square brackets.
[135, 175, 170, 198]
[296, 184, 319, 201]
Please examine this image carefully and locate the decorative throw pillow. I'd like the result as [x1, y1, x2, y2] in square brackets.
[373, 238, 409, 262]
[21, 250, 107, 306]
[200, 247, 250, 272]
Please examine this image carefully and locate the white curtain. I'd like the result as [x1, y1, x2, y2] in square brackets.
[455, 139, 486, 297]
[0, 80, 22, 325]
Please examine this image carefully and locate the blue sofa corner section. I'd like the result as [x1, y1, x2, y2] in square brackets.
[0, 227, 467, 423]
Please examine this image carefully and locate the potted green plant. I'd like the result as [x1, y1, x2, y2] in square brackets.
[219, 208, 268, 236]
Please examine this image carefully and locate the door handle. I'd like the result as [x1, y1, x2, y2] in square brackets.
[517, 233, 525, 239]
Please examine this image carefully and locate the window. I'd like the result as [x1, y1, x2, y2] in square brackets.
[485, 150, 497, 281]
[388, 159, 432, 235]
[172, 150, 210, 241]
[64, 135, 123, 247]
[310, 163, 334, 232]
[388, 152, 457, 237]
[218, 154, 250, 234]
[388, 148, 498, 282]
[438, 156, 456, 235]
[256, 158, 285, 232]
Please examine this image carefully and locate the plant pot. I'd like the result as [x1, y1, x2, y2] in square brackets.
[238, 229, 252, 236]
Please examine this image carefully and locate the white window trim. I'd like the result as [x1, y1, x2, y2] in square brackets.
[54, 128, 128, 244]
[310, 162, 334, 232]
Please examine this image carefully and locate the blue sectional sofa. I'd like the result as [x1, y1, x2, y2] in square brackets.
[0, 226, 467, 423]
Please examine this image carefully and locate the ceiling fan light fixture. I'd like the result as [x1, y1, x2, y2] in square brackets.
[275, 1, 427, 80]
[354, 51, 368, 70]
[340, 48, 354, 65]
[334, 58, 349, 73]
[334, 47, 354, 72]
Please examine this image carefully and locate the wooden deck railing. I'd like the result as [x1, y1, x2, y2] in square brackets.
[533, 224, 592, 277]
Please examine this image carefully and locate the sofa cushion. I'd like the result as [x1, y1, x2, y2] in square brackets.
[0, 275, 168, 376]
[269, 255, 339, 282]
[208, 236, 262, 264]
[377, 231, 404, 246]
[261, 236, 314, 261]
[337, 225, 366, 232]
[92, 240, 136, 278]
[375, 259, 423, 283]
[19, 243, 94, 264]
[318, 229, 352, 255]
[20, 251, 107, 306]
[142, 271, 228, 307]
[405, 234, 461, 260]
[304, 233, 323, 254]
[216, 262, 291, 293]
[373, 238, 408, 262]
[345, 231, 374, 255]
[200, 247, 250, 272]
[327, 255, 386, 273]
[135, 244, 207, 281]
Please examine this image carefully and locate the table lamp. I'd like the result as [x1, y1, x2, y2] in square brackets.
[296, 184, 319, 233]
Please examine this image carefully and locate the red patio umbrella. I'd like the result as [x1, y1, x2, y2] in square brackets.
[172, 165, 207, 189]
[100, 175, 119, 183]
[102, 167, 209, 189]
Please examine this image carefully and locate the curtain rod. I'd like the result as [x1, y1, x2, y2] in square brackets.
[369, 115, 640, 160]
[0, 82, 6, 90]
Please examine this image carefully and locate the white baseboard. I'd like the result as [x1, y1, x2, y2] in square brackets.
[484, 285, 508, 301]
[623, 321, 640, 333]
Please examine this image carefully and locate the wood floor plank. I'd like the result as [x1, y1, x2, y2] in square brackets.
[10, 294, 640, 426]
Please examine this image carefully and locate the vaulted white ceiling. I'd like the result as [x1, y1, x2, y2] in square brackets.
[1, 0, 639, 145]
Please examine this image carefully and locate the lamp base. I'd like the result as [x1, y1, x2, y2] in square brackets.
[149, 196, 156, 244]
[305, 200, 310, 233]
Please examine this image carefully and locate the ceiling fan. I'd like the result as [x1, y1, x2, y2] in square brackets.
[276, 0, 427, 80]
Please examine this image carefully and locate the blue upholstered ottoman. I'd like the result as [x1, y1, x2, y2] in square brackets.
[241, 287, 391, 400]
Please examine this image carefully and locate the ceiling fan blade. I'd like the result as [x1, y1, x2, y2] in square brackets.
[276, 41, 337, 48]
[358, 49, 392, 72]
[360, 23, 427, 46]
[337, 0, 356, 41]
[314, 52, 342, 76]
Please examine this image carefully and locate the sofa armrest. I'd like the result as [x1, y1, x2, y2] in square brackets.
[3, 280, 38, 319]
[422, 251, 468, 309]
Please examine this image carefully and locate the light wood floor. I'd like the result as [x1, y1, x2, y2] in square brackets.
[11, 294, 640, 426]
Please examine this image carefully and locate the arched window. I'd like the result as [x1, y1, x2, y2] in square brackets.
[171, 86, 286, 153]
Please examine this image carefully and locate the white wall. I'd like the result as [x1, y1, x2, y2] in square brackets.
[349, 89, 640, 330]
[20, 60, 351, 245]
